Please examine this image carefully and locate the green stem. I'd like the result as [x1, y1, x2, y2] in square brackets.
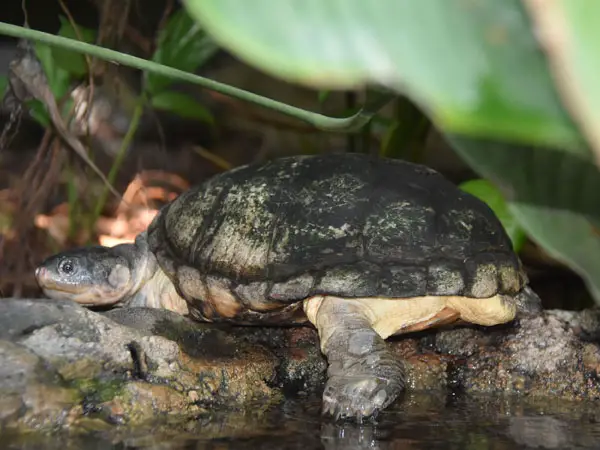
[0, 22, 391, 132]
[91, 98, 144, 229]
[66, 161, 79, 240]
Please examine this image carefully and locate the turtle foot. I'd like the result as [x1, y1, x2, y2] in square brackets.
[321, 355, 405, 422]
[307, 297, 407, 422]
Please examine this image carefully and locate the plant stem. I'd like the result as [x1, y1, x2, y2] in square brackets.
[0, 22, 391, 133]
[90, 98, 144, 230]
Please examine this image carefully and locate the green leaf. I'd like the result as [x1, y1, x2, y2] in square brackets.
[459, 179, 527, 253]
[33, 42, 71, 98]
[449, 135, 600, 304]
[52, 16, 97, 78]
[184, 0, 585, 151]
[523, 1, 600, 167]
[318, 90, 330, 105]
[146, 9, 219, 95]
[380, 97, 429, 162]
[0, 75, 7, 96]
[27, 99, 51, 127]
[27, 18, 95, 126]
[151, 90, 214, 124]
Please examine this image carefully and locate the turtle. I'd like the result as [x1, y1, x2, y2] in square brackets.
[35, 153, 542, 421]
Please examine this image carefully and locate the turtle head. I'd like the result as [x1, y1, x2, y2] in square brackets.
[35, 245, 137, 306]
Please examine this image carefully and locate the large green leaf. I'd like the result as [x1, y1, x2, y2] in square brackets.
[523, 0, 600, 166]
[449, 135, 600, 303]
[145, 9, 219, 95]
[184, 0, 584, 150]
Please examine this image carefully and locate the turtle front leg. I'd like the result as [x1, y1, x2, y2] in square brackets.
[304, 296, 406, 422]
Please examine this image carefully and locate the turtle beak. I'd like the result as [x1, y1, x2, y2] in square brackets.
[35, 266, 47, 284]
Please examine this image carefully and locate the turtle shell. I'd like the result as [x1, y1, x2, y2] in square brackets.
[146, 153, 526, 323]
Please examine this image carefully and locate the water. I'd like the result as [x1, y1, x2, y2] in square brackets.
[3, 392, 600, 449]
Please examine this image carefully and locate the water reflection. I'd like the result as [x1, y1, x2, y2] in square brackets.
[3, 393, 600, 450]
[508, 416, 569, 449]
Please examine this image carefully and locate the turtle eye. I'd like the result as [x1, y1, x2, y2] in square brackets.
[58, 258, 77, 276]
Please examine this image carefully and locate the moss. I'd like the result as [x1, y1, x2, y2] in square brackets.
[72, 378, 126, 405]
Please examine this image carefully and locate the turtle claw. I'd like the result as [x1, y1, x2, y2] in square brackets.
[321, 374, 399, 423]
[311, 298, 407, 421]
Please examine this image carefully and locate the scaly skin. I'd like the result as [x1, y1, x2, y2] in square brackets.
[311, 298, 406, 422]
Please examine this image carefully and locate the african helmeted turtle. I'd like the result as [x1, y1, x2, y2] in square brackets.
[35, 153, 542, 421]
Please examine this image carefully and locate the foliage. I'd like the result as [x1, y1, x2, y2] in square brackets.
[379, 97, 429, 162]
[523, 0, 600, 167]
[1, 2, 600, 302]
[144, 9, 217, 124]
[451, 135, 600, 300]
[28, 11, 217, 128]
[30, 16, 97, 126]
[317, 90, 330, 105]
[183, 0, 583, 150]
[6, 11, 219, 237]
[149, 90, 214, 124]
[146, 9, 218, 95]
[51, 16, 97, 78]
[92, 8, 218, 226]
[0, 22, 387, 132]
[0, 75, 7, 96]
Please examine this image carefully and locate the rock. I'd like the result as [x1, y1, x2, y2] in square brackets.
[0, 299, 288, 431]
[418, 312, 600, 400]
[0, 340, 79, 429]
[0, 298, 599, 432]
[549, 307, 600, 341]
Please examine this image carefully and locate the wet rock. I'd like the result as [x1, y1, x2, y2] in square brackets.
[549, 307, 600, 341]
[225, 325, 327, 396]
[0, 340, 79, 429]
[426, 327, 483, 357]
[423, 311, 600, 400]
[0, 299, 286, 431]
[1, 298, 600, 432]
